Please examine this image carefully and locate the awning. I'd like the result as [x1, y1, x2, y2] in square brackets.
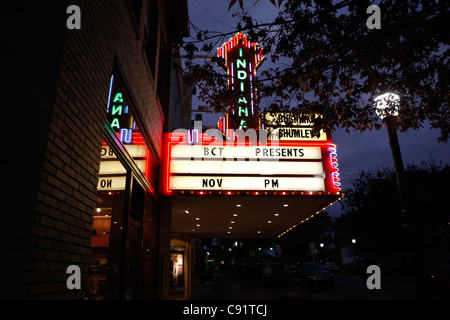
[170, 193, 342, 238]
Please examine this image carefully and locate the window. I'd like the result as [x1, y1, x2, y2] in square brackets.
[86, 71, 159, 299]
[86, 141, 128, 300]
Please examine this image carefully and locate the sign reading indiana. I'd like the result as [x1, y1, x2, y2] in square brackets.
[264, 112, 328, 141]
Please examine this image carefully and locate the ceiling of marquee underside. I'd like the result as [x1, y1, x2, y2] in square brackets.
[170, 194, 342, 238]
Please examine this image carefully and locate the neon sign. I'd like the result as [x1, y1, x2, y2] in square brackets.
[97, 76, 152, 190]
[327, 144, 341, 192]
[107, 87, 137, 145]
[217, 33, 264, 131]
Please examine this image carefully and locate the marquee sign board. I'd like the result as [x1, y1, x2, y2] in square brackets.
[159, 132, 341, 196]
[264, 112, 328, 141]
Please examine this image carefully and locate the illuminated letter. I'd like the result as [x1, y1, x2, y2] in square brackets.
[238, 106, 248, 117]
[237, 70, 247, 80]
[120, 128, 132, 144]
[188, 129, 199, 145]
[66, 265, 81, 289]
[239, 119, 248, 129]
[236, 58, 246, 69]
[110, 118, 120, 129]
[238, 96, 248, 104]
[111, 104, 123, 116]
[366, 5, 381, 29]
[240, 82, 245, 92]
[113, 92, 123, 103]
[66, 5, 81, 30]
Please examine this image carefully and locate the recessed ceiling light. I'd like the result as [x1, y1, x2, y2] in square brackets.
[195, 217, 200, 220]
[231, 221, 235, 224]
[185, 210, 190, 214]
[96, 208, 101, 213]
[233, 213, 238, 216]
[283, 204, 288, 207]
[267, 220, 272, 223]
[236, 204, 241, 207]
[227, 231, 231, 234]
[196, 224, 200, 227]
[274, 213, 279, 216]
[257, 231, 261, 234]
[229, 226, 233, 229]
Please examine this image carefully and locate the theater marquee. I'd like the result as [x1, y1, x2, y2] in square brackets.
[159, 132, 341, 196]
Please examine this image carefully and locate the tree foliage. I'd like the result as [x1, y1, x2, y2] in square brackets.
[337, 161, 450, 264]
[180, 0, 449, 141]
[277, 210, 334, 261]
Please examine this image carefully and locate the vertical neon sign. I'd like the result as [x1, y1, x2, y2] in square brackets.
[217, 33, 264, 131]
[106, 80, 136, 145]
[104, 75, 152, 184]
[327, 144, 341, 192]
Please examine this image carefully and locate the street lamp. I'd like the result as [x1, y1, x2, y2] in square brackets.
[374, 93, 407, 219]
[374, 93, 427, 299]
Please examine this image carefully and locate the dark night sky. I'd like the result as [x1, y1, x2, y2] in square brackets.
[186, 0, 450, 217]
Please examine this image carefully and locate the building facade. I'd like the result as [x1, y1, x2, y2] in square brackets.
[2, 0, 190, 299]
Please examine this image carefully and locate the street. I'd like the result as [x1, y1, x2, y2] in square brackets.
[306, 271, 418, 300]
[192, 271, 421, 300]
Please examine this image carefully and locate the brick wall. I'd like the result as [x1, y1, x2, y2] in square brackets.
[20, 0, 166, 299]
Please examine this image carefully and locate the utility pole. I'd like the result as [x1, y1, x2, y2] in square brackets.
[375, 93, 428, 300]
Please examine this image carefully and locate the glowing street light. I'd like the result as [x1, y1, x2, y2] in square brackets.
[374, 93, 407, 219]
[374, 92, 400, 120]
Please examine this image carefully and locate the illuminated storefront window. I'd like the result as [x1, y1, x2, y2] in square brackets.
[86, 73, 159, 300]
[86, 144, 127, 300]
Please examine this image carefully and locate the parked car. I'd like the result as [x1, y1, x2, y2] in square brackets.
[324, 261, 340, 272]
[297, 262, 335, 291]
[424, 264, 450, 296]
